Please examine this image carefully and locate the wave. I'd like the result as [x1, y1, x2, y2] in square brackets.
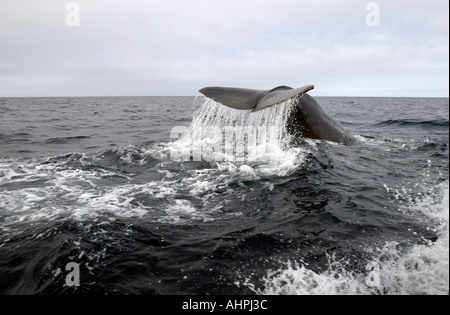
[45, 136, 91, 144]
[0, 139, 294, 233]
[0, 132, 32, 143]
[243, 181, 449, 295]
[375, 119, 449, 128]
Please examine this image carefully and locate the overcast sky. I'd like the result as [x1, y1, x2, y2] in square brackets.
[0, 0, 448, 97]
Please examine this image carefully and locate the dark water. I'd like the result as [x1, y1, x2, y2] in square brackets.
[0, 96, 448, 295]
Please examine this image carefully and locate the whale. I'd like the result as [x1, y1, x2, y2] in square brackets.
[199, 85, 355, 145]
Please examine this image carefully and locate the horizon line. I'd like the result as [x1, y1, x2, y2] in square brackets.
[1, 95, 449, 99]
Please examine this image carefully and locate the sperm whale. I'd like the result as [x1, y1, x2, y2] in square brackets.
[199, 85, 354, 145]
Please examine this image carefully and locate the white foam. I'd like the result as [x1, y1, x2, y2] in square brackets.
[0, 154, 246, 232]
[158, 199, 210, 224]
[251, 260, 371, 295]
[239, 165, 259, 181]
[373, 182, 449, 295]
[168, 97, 308, 177]
[249, 181, 449, 295]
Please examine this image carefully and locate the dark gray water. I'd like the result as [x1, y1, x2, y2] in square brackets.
[0, 96, 448, 295]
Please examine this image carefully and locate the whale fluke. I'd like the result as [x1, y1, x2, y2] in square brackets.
[199, 85, 354, 145]
[199, 85, 314, 112]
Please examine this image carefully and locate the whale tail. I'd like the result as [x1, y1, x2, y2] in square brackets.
[198, 85, 354, 145]
[199, 85, 315, 112]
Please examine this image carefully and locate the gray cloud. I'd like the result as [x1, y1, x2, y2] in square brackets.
[0, 0, 448, 97]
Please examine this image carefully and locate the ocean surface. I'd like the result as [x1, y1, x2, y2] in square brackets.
[0, 95, 448, 295]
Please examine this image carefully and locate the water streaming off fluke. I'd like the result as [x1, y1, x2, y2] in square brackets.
[170, 97, 301, 165]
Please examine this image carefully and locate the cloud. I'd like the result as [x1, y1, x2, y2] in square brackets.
[0, 0, 448, 97]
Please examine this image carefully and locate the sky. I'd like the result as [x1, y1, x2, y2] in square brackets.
[0, 0, 448, 97]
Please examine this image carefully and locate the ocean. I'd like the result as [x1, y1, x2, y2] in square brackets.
[0, 95, 448, 295]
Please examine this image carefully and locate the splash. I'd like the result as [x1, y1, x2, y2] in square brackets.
[248, 181, 449, 295]
[169, 97, 307, 175]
